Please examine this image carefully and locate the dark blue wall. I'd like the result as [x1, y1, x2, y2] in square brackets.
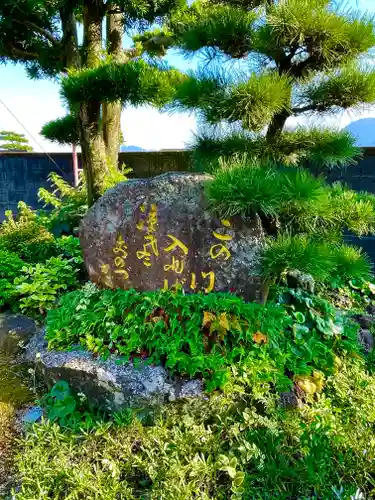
[0, 153, 74, 220]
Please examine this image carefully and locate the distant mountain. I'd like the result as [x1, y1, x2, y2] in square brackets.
[344, 118, 375, 147]
[120, 145, 145, 152]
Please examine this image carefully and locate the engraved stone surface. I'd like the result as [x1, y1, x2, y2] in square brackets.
[80, 172, 266, 301]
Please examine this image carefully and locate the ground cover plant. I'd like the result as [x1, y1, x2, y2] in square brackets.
[14, 350, 375, 499]
[46, 287, 361, 391]
[0, 196, 85, 317]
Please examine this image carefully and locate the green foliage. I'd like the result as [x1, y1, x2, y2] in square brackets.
[262, 234, 333, 282]
[38, 172, 88, 235]
[61, 60, 184, 107]
[46, 286, 360, 390]
[0, 130, 33, 151]
[173, 71, 292, 131]
[300, 64, 375, 112]
[262, 0, 375, 69]
[0, 249, 25, 281]
[166, 0, 372, 173]
[206, 159, 328, 220]
[206, 159, 375, 241]
[0, 202, 56, 261]
[0, 249, 26, 308]
[170, 2, 257, 57]
[13, 255, 81, 317]
[330, 244, 373, 286]
[13, 354, 375, 499]
[193, 128, 360, 171]
[40, 114, 80, 145]
[262, 234, 373, 285]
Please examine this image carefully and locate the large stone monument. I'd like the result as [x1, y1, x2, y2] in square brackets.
[80, 172, 266, 301]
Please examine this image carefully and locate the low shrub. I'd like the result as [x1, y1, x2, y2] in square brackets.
[13, 256, 81, 317]
[206, 159, 375, 238]
[0, 250, 25, 309]
[0, 250, 25, 281]
[13, 355, 375, 499]
[0, 202, 56, 261]
[262, 233, 373, 286]
[46, 287, 360, 390]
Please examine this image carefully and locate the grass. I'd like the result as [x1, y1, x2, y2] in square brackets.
[0, 402, 16, 496]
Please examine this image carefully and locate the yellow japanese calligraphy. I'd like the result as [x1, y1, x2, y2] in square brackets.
[114, 268, 129, 279]
[147, 204, 158, 233]
[164, 235, 189, 255]
[101, 264, 110, 275]
[136, 234, 159, 267]
[210, 244, 231, 261]
[136, 204, 159, 267]
[209, 220, 233, 261]
[221, 219, 231, 227]
[112, 234, 130, 280]
[163, 277, 186, 290]
[201, 271, 215, 293]
[212, 232, 232, 241]
[113, 234, 128, 256]
[136, 203, 158, 233]
[190, 272, 197, 290]
[164, 256, 185, 274]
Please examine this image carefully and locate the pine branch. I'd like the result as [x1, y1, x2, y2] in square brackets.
[5, 43, 39, 60]
[61, 60, 185, 106]
[12, 18, 60, 47]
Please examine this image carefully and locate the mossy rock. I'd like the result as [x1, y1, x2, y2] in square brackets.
[0, 313, 37, 356]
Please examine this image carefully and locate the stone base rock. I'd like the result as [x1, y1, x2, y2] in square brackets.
[80, 172, 267, 302]
[286, 269, 315, 294]
[0, 313, 37, 356]
[25, 332, 203, 412]
[358, 328, 374, 355]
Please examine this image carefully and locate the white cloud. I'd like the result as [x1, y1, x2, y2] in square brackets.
[121, 106, 196, 150]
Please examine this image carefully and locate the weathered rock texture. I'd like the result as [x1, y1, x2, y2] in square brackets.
[0, 313, 37, 356]
[80, 172, 266, 301]
[25, 332, 203, 411]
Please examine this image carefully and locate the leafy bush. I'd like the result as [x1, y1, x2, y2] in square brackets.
[261, 233, 333, 282]
[0, 202, 56, 261]
[14, 354, 375, 499]
[38, 172, 87, 236]
[0, 250, 25, 281]
[0, 279, 16, 309]
[46, 287, 360, 390]
[13, 257, 81, 317]
[330, 243, 373, 285]
[0, 249, 26, 309]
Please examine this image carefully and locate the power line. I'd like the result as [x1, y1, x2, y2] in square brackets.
[0, 97, 66, 176]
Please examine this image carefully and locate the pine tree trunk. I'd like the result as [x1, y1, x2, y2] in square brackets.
[60, 1, 81, 71]
[266, 109, 290, 141]
[80, 0, 109, 206]
[103, 8, 124, 169]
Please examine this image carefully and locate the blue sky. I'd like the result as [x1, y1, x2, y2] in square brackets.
[0, 0, 374, 152]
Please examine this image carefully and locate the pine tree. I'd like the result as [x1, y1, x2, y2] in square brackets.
[142, 0, 375, 284]
[0, 131, 33, 151]
[0, 0, 183, 205]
